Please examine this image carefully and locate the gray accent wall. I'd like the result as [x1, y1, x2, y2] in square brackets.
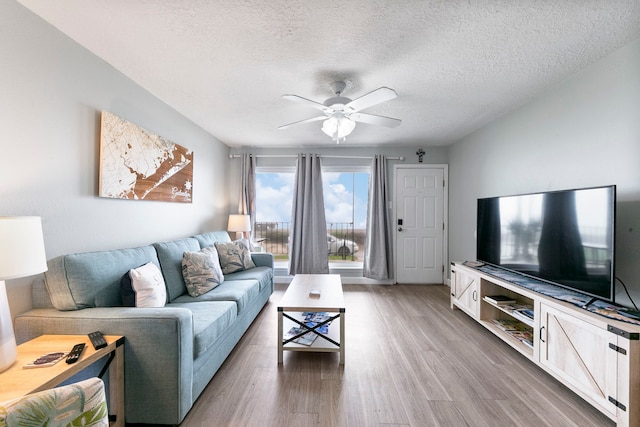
[449, 36, 640, 307]
[2, 2, 230, 316]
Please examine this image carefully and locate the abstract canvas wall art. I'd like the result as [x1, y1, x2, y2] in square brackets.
[99, 111, 193, 203]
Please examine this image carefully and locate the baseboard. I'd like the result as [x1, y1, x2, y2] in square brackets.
[274, 275, 393, 285]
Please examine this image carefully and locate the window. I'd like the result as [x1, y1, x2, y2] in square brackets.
[255, 167, 369, 264]
[255, 169, 294, 262]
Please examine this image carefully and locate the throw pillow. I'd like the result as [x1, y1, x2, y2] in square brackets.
[182, 246, 224, 297]
[214, 239, 256, 274]
[120, 262, 167, 308]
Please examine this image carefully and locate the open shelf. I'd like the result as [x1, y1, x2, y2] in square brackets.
[482, 297, 534, 327]
[481, 319, 534, 358]
[451, 261, 640, 426]
[281, 312, 342, 352]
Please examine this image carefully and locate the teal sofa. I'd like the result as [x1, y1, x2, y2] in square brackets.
[14, 231, 274, 425]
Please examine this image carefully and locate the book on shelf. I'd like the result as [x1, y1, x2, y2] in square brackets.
[507, 330, 534, 347]
[284, 327, 318, 346]
[510, 311, 532, 324]
[510, 307, 534, 324]
[490, 319, 531, 332]
[303, 312, 331, 334]
[521, 338, 534, 349]
[519, 308, 534, 319]
[500, 303, 531, 311]
[484, 295, 516, 305]
[303, 312, 332, 324]
[305, 322, 328, 334]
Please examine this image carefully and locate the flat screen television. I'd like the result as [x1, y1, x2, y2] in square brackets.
[476, 185, 616, 302]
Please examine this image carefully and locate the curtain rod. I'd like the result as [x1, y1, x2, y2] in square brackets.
[228, 154, 404, 160]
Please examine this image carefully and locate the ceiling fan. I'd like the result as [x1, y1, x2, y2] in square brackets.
[278, 81, 401, 143]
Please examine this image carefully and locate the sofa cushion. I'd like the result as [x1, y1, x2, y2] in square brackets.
[168, 301, 237, 358]
[215, 239, 256, 274]
[182, 246, 224, 297]
[171, 280, 260, 314]
[225, 266, 273, 291]
[121, 262, 167, 307]
[192, 231, 232, 249]
[152, 238, 201, 302]
[44, 246, 160, 311]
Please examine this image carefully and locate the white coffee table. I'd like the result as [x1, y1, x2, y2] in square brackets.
[277, 274, 345, 364]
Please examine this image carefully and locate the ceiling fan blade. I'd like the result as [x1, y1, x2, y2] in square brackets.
[278, 115, 327, 130]
[344, 87, 397, 113]
[349, 112, 402, 128]
[282, 94, 332, 114]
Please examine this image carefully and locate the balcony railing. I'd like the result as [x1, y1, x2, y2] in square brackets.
[254, 221, 363, 261]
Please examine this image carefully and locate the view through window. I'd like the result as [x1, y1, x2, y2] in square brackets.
[255, 169, 369, 264]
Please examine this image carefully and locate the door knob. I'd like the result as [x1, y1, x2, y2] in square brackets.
[398, 226, 403, 232]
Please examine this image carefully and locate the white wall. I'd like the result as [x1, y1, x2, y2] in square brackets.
[1, 2, 231, 317]
[449, 36, 640, 307]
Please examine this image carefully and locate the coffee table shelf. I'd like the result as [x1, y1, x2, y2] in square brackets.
[277, 274, 345, 364]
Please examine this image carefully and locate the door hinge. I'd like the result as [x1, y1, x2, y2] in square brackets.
[609, 343, 627, 355]
[608, 396, 627, 411]
[608, 325, 640, 340]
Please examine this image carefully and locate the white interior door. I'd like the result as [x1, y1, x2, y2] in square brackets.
[395, 165, 447, 284]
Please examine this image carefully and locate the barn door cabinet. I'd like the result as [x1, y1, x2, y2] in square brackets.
[451, 261, 640, 426]
[450, 266, 480, 319]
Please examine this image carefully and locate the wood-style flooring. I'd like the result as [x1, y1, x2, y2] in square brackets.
[180, 284, 614, 427]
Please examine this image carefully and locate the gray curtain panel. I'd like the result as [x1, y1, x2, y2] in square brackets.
[289, 153, 330, 275]
[363, 154, 393, 280]
[240, 153, 256, 247]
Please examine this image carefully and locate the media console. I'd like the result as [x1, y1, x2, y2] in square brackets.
[451, 261, 640, 426]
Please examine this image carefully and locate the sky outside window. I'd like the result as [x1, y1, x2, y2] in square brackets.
[256, 171, 369, 229]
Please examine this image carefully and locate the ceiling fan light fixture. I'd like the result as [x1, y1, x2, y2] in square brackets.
[280, 83, 400, 144]
[321, 114, 355, 143]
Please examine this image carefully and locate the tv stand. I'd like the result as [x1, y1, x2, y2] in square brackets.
[451, 261, 640, 426]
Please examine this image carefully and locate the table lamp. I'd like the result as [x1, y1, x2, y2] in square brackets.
[227, 214, 251, 240]
[0, 216, 47, 372]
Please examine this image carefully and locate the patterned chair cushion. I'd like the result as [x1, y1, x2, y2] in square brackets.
[0, 377, 108, 427]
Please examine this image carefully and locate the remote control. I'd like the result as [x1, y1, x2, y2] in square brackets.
[65, 343, 85, 364]
[88, 331, 107, 350]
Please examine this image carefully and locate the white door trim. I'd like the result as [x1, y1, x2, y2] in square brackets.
[393, 164, 449, 284]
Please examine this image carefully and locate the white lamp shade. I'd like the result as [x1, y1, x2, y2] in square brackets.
[0, 216, 47, 372]
[0, 216, 47, 280]
[227, 214, 251, 232]
[321, 115, 356, 139]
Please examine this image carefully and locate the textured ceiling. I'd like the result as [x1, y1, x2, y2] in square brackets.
[17, 0, 640, 148]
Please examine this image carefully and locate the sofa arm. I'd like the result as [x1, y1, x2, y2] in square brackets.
[251, 252, 274, 269]
[14, 306, 194, 425]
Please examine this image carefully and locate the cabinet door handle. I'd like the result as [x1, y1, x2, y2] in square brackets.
[540, 326, 546, 343]
[472, 290, 477, 301]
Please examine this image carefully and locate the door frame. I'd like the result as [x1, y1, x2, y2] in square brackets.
[393, 164, 449, 284]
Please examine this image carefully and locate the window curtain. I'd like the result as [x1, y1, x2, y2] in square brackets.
[538, 191, 587, 280]
[239, 153, 256, 247]
[363, 155, 393, 280]
[289, 153, 329, 275]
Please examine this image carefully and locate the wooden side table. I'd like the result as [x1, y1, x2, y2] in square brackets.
[0, 334, 125, 427]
